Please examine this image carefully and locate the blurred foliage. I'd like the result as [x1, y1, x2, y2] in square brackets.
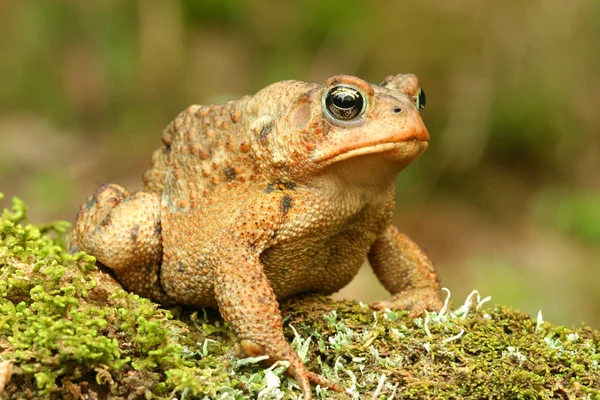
[0, 0, 598, 328]
[535, 189, 600, 243]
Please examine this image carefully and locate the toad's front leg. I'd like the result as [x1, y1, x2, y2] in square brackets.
[213, 225, 343, 399]
[369, 224, 443, 318]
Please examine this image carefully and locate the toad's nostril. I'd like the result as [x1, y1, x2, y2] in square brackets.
[393, 107, 402, 113]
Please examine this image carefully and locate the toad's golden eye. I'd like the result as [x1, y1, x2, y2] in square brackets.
[417, 88, 426, 112]
[322, 85, 367, 123]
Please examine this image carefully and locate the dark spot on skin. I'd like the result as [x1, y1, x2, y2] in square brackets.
[380, 75, 394, 86]
[177, 262, 185, 273]
[259, 122, 273, 141]
[98, 184, 122, 195]
[85, 196, 97, 210]
[130, 223, 140, 245]
[282, 181, 297, 190]
[280, 195, 293, 215]
[265, 181, 296, 193]
[153, 220, 162, 237]
[264, 184, 275, 194]
[296, 88, 318, 104]
[100, 214, 112, 227]
[161, 136, 172, 152]
[224, 167, 237, 181]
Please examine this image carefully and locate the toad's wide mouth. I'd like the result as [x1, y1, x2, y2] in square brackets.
[312, 139, 429, 167]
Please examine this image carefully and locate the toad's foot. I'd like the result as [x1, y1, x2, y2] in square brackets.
[370, 286, 443, 319]
[236, 339, 344, 399]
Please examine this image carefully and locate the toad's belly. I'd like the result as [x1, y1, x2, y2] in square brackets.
[159, 226, 378, 306]
[260, 227, 379, 299]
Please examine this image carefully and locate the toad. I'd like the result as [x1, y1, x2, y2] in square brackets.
[72, 73, 443, 398]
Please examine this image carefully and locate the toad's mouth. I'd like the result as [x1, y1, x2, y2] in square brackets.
[312, 139, 428, 167]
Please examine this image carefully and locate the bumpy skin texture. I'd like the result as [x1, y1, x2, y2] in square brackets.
[72, 73, 443, 399]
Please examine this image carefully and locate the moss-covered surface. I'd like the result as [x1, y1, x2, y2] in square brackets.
[0, 193, 599, 399]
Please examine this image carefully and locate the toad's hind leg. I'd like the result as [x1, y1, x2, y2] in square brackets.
[72, 184, 170, 303]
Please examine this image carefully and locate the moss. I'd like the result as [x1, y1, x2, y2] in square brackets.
[0, 193, 599, 399]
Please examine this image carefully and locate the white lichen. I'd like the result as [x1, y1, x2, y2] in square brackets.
[370, 373, 386, 400]
[503, 346, 527, 363]
[441, 329, 465, 344]
[323, 310, 338, 326]
[454, 289, 491, 319]
[383, 308, 401, 322]
[411, 288, 491, 350]
[390, 327, 405, 340]
[256, 361, 289, 399]
[536, 310, 544, 332]
[328, 325, 356, 351]
[423, 342, 431, 353]
[438, 287, 451, 318]
[566, 333, 579, 343]
[334, 357, 360, 399]
[423, 310, 433, 338]
[290, 325, 312, 362]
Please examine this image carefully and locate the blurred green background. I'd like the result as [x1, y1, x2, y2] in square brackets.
[1, 1, 599, 328]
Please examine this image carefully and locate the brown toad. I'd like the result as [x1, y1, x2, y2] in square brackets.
[72, 74, 443, 398]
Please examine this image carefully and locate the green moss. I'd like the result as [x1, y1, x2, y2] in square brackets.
[0, 193, 599, 399]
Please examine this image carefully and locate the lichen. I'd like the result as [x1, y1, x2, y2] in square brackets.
[0, 193, 599, 399]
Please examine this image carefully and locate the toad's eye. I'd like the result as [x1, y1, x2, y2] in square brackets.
[416, 88, 426, 112]
[323, 85, 367, 124]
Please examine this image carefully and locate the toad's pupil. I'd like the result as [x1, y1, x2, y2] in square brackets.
[333, 91, 358, 109]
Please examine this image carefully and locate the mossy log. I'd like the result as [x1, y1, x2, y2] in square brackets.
[1, 194, 598, 399]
